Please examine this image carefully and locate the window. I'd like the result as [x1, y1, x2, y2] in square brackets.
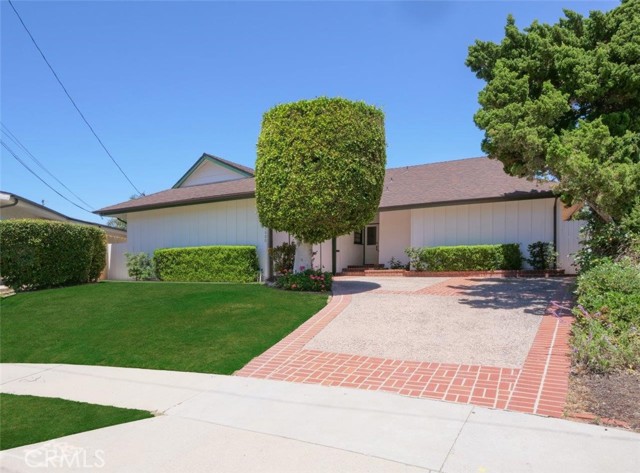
[367, 226, 377, 245]
[354, 230, 363, 245]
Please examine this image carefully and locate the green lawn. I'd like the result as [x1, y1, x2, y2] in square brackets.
[0, 394, 152, 450]
[0, 282, 327, 374]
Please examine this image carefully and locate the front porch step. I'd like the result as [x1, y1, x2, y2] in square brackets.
[346, 264, 385, 270]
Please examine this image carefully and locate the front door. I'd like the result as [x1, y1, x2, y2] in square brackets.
[364, 225, 379, 265]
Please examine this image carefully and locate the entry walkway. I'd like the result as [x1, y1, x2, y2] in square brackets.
[1, 364, 639, 472]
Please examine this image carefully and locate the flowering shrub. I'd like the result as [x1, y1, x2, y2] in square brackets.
[275, 268, 332, 292]
[269, 242, 296, 275]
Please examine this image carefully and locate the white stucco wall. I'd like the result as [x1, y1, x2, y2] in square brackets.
[379, 209, 411, 266]
[180, 160, 246, 187]
[118, 198, 269, 279]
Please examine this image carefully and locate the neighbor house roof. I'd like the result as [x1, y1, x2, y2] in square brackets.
[1, 191, 127, 242]
[96, 157, 554, 216]
[379, 157, 554, 210]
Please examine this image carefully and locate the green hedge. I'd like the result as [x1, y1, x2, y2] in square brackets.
[0, 219, 106, 290]
[405, 244, 523, 271]
[154, 245, 259, 283]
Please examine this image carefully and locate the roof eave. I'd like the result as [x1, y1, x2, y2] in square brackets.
[95, 192, 256, 216]
[379, 192, 555, 212]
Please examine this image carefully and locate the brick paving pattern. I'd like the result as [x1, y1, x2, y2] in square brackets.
[236, 277, 574, 417]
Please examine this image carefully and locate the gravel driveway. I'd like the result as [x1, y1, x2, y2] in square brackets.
[304, 277, 573, 368]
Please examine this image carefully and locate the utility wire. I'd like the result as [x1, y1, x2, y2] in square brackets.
[1, 123, 94, 209]
[1, 140, 94, 215]
[7, 0, 142, 195]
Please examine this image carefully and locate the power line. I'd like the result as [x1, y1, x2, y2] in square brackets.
[7, 0, 142, 195]
[1, 123, 94, 209]
[1, 140, 94, 215]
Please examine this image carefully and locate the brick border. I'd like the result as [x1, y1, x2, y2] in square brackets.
[236, 278, 575, 417]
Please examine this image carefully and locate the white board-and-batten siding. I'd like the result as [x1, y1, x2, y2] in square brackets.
[408, 198, 582, 273]
[113, 198, 268, 279]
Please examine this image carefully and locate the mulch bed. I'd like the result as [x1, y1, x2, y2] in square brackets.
[565, 369, 640, 431]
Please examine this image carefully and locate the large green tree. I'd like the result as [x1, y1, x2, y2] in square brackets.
[466, 0, 640, 226]
[256, 97, 386, 271]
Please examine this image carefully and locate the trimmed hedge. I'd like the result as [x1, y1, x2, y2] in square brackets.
[0, 219, 106, 290]
[405, 244, 522, 271]
[154, 245, 259, 283]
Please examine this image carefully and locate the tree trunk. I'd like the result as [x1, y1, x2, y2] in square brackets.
[293, 240, 314, 273]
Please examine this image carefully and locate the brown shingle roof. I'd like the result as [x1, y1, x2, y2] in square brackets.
[96, 157, 554, 215]
[97, 178, 256, 215]
[379, 157, 554, 210]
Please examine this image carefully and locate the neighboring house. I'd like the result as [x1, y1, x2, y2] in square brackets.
[97, 153, 583, 279]
[1, 191, 127, 279]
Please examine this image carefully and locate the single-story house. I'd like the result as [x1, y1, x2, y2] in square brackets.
[96, 154, 583, 279]
[1, 191, 127, 280]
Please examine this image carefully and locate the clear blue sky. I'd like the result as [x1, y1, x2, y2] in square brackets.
[1, 0, 616, 224]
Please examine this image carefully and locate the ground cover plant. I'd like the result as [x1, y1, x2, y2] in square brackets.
[0, 394, 152, 450]
[0, 282, 327, 374]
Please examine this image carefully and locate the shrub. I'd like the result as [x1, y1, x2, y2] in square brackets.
[125, 252, 155, 281]
[0, 219, 106, 290]
[572, 306, 640, 373]
[154, 245, 259, 283]
[573, 209, 630, 272]
[404, 244, 522, 271]
[388, 257, 408, 270]
[526, 241, 557, 270]
[572, 259, 640, 373]
[275, 268, 332, 292]
[574, 259, 640, 330]
[269, 242, 296, 275]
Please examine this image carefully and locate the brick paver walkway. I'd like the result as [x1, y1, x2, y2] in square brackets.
[236, 277, 574, 417]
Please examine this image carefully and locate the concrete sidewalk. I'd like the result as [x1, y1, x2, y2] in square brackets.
[2, 364, 639, 472]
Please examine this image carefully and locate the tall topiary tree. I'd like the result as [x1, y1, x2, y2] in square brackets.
[256, 97, 386, 271]
[466, 0, 640, 228]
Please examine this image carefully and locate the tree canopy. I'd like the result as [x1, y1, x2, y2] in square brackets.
[466, 0, 640, 225]
[255, 97, 386, 244]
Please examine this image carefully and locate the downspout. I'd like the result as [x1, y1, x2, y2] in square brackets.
[331, 237, 337, 275]
[553, 197, 558, 270]
[267, 228, 274, 280]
